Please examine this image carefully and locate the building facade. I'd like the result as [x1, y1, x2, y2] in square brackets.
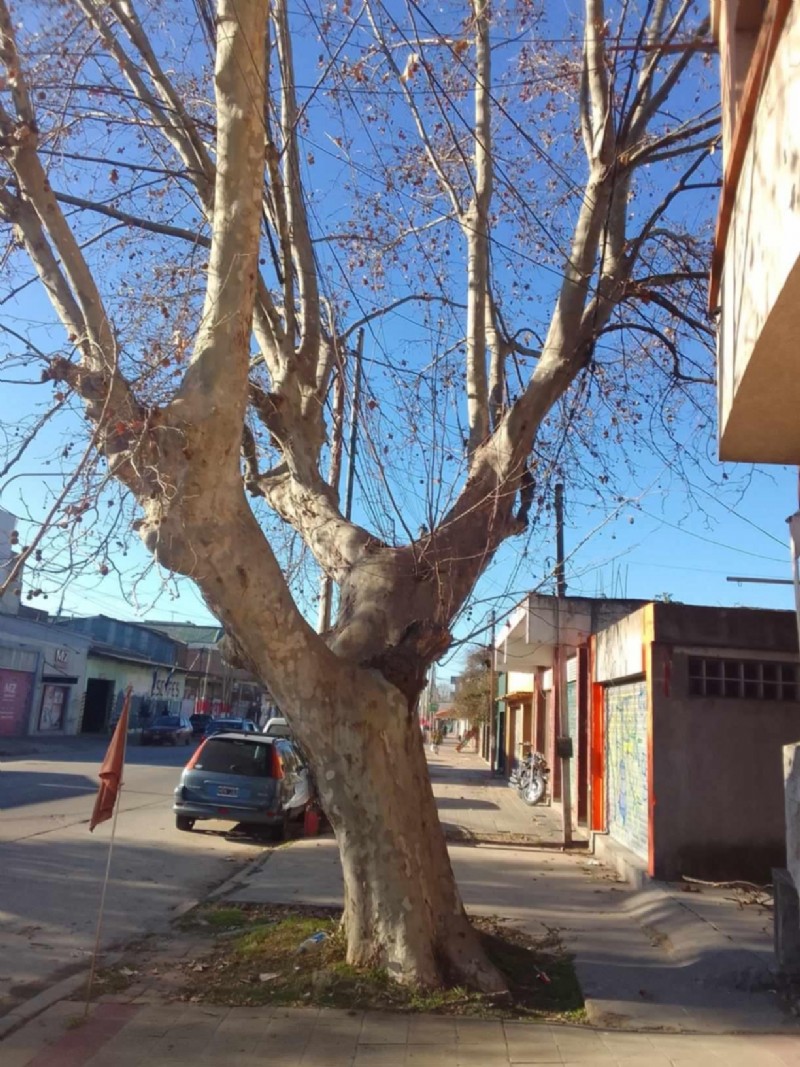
[712, 0, 800, 462]
[494, 595, 800, 881]
[53, 616, 187, 732]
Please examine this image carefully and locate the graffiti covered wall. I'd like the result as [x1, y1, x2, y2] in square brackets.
[605, 680, 649, 860]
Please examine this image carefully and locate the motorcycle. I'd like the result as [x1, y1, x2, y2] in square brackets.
[516, 749, 550, 805]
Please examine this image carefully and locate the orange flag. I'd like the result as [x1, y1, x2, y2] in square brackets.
[89, 688, 131, 832]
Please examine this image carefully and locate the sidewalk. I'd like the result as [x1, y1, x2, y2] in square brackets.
[231, 740, 788, 1033]
[3, 737, 800, 1066]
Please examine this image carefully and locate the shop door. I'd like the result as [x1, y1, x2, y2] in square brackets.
[605, 680, 649, 861]
[82, 678, 114, 733]
[566, 679, 578, 817]
[0, 668, 34, 736]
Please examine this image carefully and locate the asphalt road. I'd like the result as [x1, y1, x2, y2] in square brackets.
[0, 737, 266, 1014]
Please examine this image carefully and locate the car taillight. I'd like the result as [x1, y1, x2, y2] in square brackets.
[271, 748, 284, 779]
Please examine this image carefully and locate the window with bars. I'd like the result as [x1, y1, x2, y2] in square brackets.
[687, 657, 799, 701]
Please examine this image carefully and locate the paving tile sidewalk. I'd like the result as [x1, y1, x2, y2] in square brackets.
[229, 738, 795, 1035]
[4, 1001, 800, 1066]
[425, 742, 583, 845]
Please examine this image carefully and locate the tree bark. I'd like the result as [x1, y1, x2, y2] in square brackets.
[307, 691, 505, 990]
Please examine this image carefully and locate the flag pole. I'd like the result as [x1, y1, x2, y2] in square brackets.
[84, 688, 131, 1016]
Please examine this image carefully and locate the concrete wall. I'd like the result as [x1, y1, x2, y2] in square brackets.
[497, 595, 645, 672]
[651, 640, 800, 881]
[595, 602, 800, 880]
[652, 602, 798, 654]
[785, 742, 800, 897]
[595, 605, 650, 683]
[717, 0, 800, 462]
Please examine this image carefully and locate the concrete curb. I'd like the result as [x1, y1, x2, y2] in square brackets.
[206, 843, 278, 901]
[0, 973, 86, 1040]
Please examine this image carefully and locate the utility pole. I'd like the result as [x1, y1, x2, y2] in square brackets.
[488, 609, 497, 772]
[554, 482, 567, 597]
[554, 482, 572, 847]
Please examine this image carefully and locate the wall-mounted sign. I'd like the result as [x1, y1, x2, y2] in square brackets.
[39, 684, 67, 732]
[54, 648, 69, 666]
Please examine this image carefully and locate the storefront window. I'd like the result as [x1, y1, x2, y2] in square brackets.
[39, 685, 68, 732]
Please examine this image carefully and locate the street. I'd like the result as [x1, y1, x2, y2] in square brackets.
[0, 738, 265, 1014]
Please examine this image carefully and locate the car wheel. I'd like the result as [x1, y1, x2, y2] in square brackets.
[176, 816, 195, 832]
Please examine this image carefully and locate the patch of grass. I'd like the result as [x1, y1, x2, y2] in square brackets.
[178, 904, 584, 1021]
[179, 904, 250, 931]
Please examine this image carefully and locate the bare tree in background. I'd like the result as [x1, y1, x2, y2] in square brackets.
[452, 647, 493, 727]
[0, 0, 718, 988]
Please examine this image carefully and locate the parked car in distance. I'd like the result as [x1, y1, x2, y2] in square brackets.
[203, 718, 258, 737]
[173, 733, 313, 837]
[189, 713, 212, 737]
[262, 716, 292, 738]
[142, 714, 193, 746]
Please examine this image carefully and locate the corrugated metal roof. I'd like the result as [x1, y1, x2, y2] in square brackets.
[143, 621, 224, 645]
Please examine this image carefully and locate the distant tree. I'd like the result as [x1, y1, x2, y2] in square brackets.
[452, 647, 493, 725]
[1, 0, 717, 990]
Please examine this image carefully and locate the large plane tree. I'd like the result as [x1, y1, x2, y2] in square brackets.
[0, 0, 717, 988]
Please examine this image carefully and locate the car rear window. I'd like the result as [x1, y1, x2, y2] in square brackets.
[265, 724, 291, 738]
[154, 716, 180, 726]
[195, 738, 276, 777]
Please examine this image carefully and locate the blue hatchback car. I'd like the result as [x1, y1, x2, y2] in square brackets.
[173, 733, 312, 838]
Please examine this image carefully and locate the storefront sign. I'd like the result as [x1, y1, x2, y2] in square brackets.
[0, 667, 34, 736]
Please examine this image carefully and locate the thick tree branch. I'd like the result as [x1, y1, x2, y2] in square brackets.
[583, 0, 612, 161]
[171, 0, 267, 445]
[464, 0, 492, 453]
[275, 0, 321, 380]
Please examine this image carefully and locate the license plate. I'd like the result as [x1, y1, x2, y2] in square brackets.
[216, 786, 239, 798]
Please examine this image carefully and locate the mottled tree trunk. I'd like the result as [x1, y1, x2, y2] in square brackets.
[311, 703, 504, 990]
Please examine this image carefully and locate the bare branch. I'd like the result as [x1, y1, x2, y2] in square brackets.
[0, 1, 35, 128]
[74, 0, 214, 197]
[627, 115, 719, 168]
[600, 321, 715, 384]
[364, 1, 463, 218]
[51, 188, 212, 248]
[341, 293, 464, 341]
[626, 146, 714, 267]
[627, 14, 711, 146]
[274, 0, 321, 377]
